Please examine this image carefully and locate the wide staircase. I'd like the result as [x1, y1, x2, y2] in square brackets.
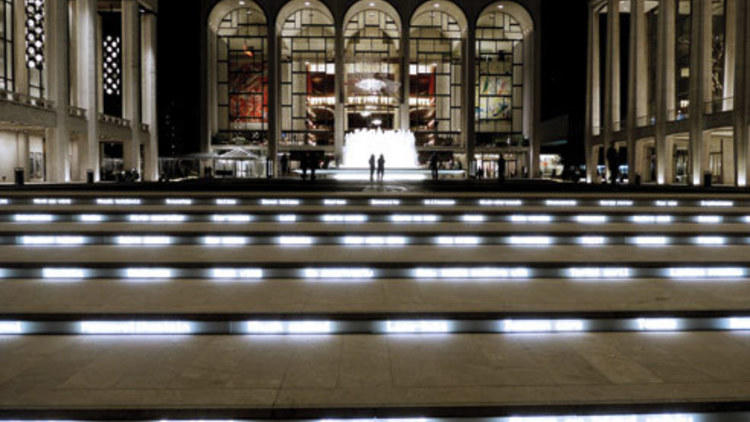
[1, 189, 750, 420]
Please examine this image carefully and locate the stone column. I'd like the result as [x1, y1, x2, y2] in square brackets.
[13, 0, 28, 95]
[603, 0, 619, 179]
[585, 5, 598, 183]
[655, 0, 674, 184]
[76, 0, 99, 181]
[122, 0, 141, 176]
[266, 30, 279, 176]
[334, 23, 345, 162]
[626, 0, 644, 183]
[688, 0, 709, 185]
[142, 11, 158, 181]
[735, 0, 749, 186]
[464, 28, 476, 173]
[45, 0, 70, 182]
[399, 23, 409, 131]
[723, 0, 736, 112]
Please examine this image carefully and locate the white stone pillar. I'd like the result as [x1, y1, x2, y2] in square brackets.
[655, 0, 674, 184]
[626, 0, 644, 183]
[142, 11, 158, 181]
[122, 0, 140, 176]
[266, 30, 279, 176]
[688, 0, 709, 185]
[464, 27, 476, 171]
[735, 0, 749, 186]
[46, 0, 71, 182]
[723, 0, 736, 112]
[76, 0, 99, 181]
[603, 0, 618, 174]
[399, 24, 409, 132]
[585, 5, 598, 183]
[13, 0, 28, 95]
[334, 25, 344, 162]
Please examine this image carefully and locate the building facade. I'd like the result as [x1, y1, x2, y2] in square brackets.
[199, 0, 542, 178]
[0, 0, 158, 183]
[586, 0, 750, 186]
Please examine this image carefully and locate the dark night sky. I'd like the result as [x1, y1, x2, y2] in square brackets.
[157, 0, 590, 161]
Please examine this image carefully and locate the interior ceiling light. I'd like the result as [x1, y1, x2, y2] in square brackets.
[102, 35, 122, 96]
[356, 78, 386, 92]
[24, 0, 45, 69]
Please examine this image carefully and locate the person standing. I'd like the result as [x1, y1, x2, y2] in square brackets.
[280, 153, 289, 176]
[606, 145, 618, 184]
[497, 154, 506, 182]
[429, 153, 438, 180]
[369, 154, 376, 182]
[301, 153, 308, 180]
[377, 154, 385, 181]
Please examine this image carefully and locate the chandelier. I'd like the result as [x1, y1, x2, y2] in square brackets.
[356, 78, 386, 92]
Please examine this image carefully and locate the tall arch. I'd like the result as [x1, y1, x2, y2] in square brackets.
[207, 0, 269, 160]
[409, 1, 467, 157]
[275, 0, 336, 150]
[474, 1, 535, 178]
[342, 0, 403, 133]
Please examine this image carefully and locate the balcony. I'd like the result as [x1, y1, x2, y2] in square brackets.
[0, 88, 54, 110]
[68, 106, 87, 119]
[98, 113, 131, 128]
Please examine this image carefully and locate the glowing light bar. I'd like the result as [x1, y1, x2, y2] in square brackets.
[694, 236, 726, 245]
[0, 321, 22, 334]
[210, 268, 263, 279]
[22, 236, 84, 245]
[116, 236, 172, 245]
[245, 320, 333, 334]
[568, 267, 631, 279]
[390, 214, 439, 223]
[655, 200, 679, 207]
[700, 200, 733, 207]
[633, 236, 668, 246]
[599, 200, 633, 207]
[509, 236, 552, 245]
[261, 199, 299, 206]
[97, 198, 141, 205]
[461, 214, 486, 223]
[277, 214, 297, 223]
[80, 321, 192, 334]
[631, 215, 673, 224]
[324, 199, 347, 206]
[510, 215, 552, 223]
[125, 268, 173, 279]
[415, 267, 529, 279]
[211, 214, 251, 223]
[165, 198, 193, 205]
[436, 236, 480, 246]
[479, 199, 523, 206]
[578, 236, 607, 245]
[79, 214, 104, 222]
[385, 320, 450, 333]
[0, 199, 7, 205]
[14, 214, 53, 222]
[128, 214, 186, 223]
[303, 268, 375, 279]
[503, 319, 584, 333]
[278, 236, 313, 245]
[33, 198, 72, 205]
[423, 199, 456, 206]
[729, 317, 750, 330]
[575, 215, 608, 223]
[343, 236, 407, 246]
[637, 318, 679, 331]
[215, 199, 238, 205]
[42, 268, 85, 279]
[696, 215, 723, 224]
[322, 214, 368, 223]
[668, 267, 745, 278]
[371, 199, 400, 206]
[203, 236, 247, 246]
[545, 199, 577, 206]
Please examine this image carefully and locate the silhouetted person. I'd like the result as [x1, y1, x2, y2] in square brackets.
[280, 153, 289, 176]
[606, 145, 619, 184]
[310, 153, 317, 181]
[497, 154, 506, 182]
[429, 153, 439, 180]
[377, 154, 385, 181]
[369, 154, 376, 182]
[301, 153, 308, 180]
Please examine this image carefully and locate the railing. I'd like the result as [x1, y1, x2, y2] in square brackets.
[0, 88, 54, 110]
[636, 115, 655, 127]
[704, 97, 734, 114]
[98, 113, 131, 128]
[667, 108, 690, 122]
[68, 106, 87, 118]
[140, 123, 150, 133]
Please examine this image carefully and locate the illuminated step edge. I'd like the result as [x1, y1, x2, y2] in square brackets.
[1, 316, 750, 335]
[5, 234, 748, 246]
[6, 213, 750, 224]
[2, 266, 748, 280]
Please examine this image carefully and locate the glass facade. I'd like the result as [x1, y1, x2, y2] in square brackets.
[280, 7, 335, 148]
[25, 0, 45, 98]
[0, 0, 12, 91]
[674, 0, 690, 120]
[475, 10, 524, 148]
[645, 0, 659, 125]
[710, 0, 727, 112]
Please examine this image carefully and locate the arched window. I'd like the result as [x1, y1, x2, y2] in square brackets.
[343, 3, 401, 132]
[279, 2, 335, 148]
[214, 3, 268, 147]
[475, 10, 524, 148]
[409, 3, 465, 150]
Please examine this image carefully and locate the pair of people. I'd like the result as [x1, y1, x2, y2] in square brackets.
[369, 154, 386, 182]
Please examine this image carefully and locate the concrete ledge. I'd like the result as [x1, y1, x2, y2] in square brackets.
[1, 333, 750, 409]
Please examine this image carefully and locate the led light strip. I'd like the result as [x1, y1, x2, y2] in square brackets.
[2, 265, 748, 280]
[0, 414, 722, 421]
[1, 316, 749, 335]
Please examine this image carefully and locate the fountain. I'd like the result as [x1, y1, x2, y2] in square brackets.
[342, 129, 419, 169]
